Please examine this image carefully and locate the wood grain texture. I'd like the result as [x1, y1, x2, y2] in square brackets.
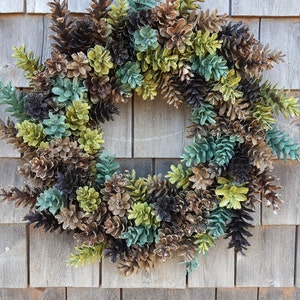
[67, 288, 120, 300]
[0, 1, 24, 13]
[259, 287, 300, 300]
[236, 226, 295, 287]
[117, 158, 153, 178]
[0, 15, 44, 87]
[217, 288, 258, 300]
[295, 226, 300, 287]
[167, 288, 216, 300]
[123, 288, 216, 300]
[101, 256, 186, 288]
[0, 288, 65, 300]
[68, 0, 91, 13]
[0, 224, 27, 288]
[200, 0, 229, 14]
[134, 94, 190, 158]
[262, 161, 300, 225]
[29, 227, 99, 287]
[26, 0, 49, 13]
[188, 238, 235, 288]
[260, 18, 300, 90]
[102, 102, 132, 158]
[232, 0, 300, 16]
[0, 158, 29, 223]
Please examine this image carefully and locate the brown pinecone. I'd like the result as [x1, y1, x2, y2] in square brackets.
[154, 229, 182, 261]
[104, 215, 125, 238]
[75, 222, 106, 246]
[178, 238, 198, 263]
[105, 174, 126, 194]
[85, 75, 112, 103]
[45, 51, 68, 76]
[30, 155, 56, 180]
[159, 18, 193, 52]
[31, 70, 52, 93]
[152, 0, 179, 29]
[184, 213, 207, 236]
[118, 245, 156, 276]
[66, 52, 91, 78]
[55, 204, 84, 230]
[68, 18, 96, 54]
[189, 165, 214, 191]
[107, 192, 131, 217]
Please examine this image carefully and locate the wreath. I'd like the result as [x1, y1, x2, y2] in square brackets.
[0, 0, 299, 276]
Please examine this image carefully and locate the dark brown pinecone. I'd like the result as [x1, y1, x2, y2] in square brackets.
[45, 51, 68, 76]
[47, 0, 74, 56]
[105, 238, 128, 263]
[68, 19, 96, 54]
[104, 215, 125, 238]
[89, 100, 120, 124]
[181, 77, 211, 108]
[55, 167, 87, 196]
[239, 76, 262, 105]
[109, 40, 130, 66]
[85, 75, 112, 103]
[227, 147, 251, 184]
[146, 174, 172, 198]
[75, 222, 106, 246]
[25, 92, 53, 120]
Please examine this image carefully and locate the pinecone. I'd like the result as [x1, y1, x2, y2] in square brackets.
[154, 229, 182, 261]
[107, 192, 131, 217]
[152, 0, 179, 29]
[159, 18, 193, 52]
[118, 245, 156, 276]
[25, 92, 53, 120]
[178, 238, 198, 263]
[109, 40, 130, 65]
[55, 204, 84, 230]
[75, 222, 106, 246]
[55, 167, 87, 196]
[30, 155, 56, 181]
[85, 75, 112, 103]
[45, 51, 68, 76]
[104, 215, 125, 238]
[181, 77, 211, 108]
[239, 77, 262, 105]
[66, 52, 91, 78]
[152, 193, 180, 222]
[31, 70, 52, 93]
[105, 238, 128, 263]
[89, 100, 120, 124]
[68, 18, 96, 54]
[189, 165, 214, 190]
[227, 148, 251, 184]
[146, 174, 173, 199]
[104, 174, 126, 194]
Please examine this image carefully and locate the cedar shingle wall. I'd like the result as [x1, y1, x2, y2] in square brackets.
[0, 1, 299, 299]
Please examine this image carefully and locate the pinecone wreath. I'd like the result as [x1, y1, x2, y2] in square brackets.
[0, 0, 299, 276]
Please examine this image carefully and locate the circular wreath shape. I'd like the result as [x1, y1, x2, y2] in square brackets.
[0, 0, 299, 276]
